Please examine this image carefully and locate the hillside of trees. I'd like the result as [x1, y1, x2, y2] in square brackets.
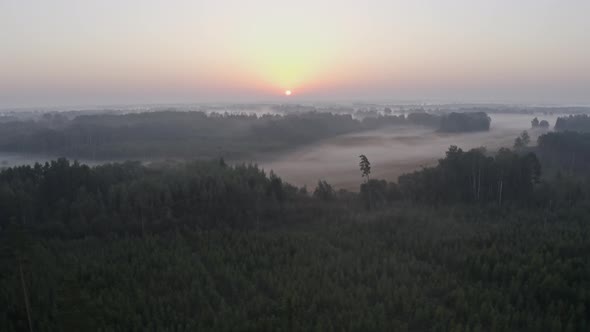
[4, 207, 589, 331]
[536, 115, 590, 174]
[554, 114, 590, 132]
[0, 110, 491, 161]
[537, 131, 590, 175]
[439, 112, 491, 132]
[3, 130, 590, 330]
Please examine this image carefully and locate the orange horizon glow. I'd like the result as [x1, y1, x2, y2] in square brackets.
[1, 1, 590, 107]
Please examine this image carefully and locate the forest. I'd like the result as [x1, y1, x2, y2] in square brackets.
[4, 0, 590, 329]
[0, 110, 490, 161]
[554, 114, 590, 132]
[439, 112, 491, 132]
[2, 128, 590, 331]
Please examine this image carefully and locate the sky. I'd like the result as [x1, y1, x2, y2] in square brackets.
[1, 0, 589, 108]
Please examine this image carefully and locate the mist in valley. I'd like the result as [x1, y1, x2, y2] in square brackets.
[261, 113, 560, 190]
[0, 107, 565, 190]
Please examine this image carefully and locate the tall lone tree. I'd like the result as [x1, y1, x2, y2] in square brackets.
[359, 154, 372, 209]
[359, 155, 371, 181]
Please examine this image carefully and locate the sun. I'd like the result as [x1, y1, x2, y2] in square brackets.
[284, 90, 292, 96]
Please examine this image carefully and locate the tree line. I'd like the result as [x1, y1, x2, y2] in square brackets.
[2, 130, 589, 235]
[0, 110, 492, 161]
[555, 114, 590, 132]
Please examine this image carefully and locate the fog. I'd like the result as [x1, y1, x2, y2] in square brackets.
[0, 110, 563, 187]
[261, 113, 560, 190]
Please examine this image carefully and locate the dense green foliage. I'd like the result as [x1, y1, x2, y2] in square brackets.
[399, 146, 540, 205]
[2, 134, 590, 331]
[3, 207, 590, 331]
[555, 114, 590, 132]
[0, 158, 312, 234]
[538, 131, 590, 175]
[439, 112, 491, 132]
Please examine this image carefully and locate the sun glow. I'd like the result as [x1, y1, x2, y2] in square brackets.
[284, 90, 292, 96]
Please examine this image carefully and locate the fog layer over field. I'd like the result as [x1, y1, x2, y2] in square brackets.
[261, 113, 560, 190]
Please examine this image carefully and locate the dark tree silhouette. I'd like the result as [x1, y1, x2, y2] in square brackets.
[359, 155, 371, 181]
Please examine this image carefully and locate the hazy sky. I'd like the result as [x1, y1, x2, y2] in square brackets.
[1, 0, 589, 107]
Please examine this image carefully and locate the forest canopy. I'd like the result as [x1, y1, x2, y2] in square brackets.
[439, 112, 491, 132]
[2, 124, 590, 331]
[554, 114, 590, 132]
